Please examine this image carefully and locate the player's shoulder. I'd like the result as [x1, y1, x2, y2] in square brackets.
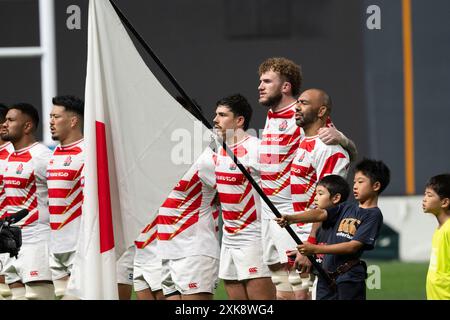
[29, 142, 52, 159]
[314, 136, 349, 156]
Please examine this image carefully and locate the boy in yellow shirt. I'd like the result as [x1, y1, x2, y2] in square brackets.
[422, 174, 450, 300]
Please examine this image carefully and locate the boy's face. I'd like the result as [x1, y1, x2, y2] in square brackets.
[314, 185, 335, 209]
[353, 171, 378, 202]
[422, 187, 442, 215]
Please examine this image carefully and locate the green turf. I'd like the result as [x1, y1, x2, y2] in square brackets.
[213, 260, 429, 300]
[130, 260, 429, 300]
[365, 260, 428, 300]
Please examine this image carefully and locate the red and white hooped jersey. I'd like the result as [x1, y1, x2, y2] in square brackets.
[259, 102, 302, 219]
[157, 148, 220, 260]
[259, 103, 335, 219]
[47, 139, 84, 253]
[0, 142, 14, 219]
[134, 216, 159, 266]
[3, 142, 52, 244]
[290, 135, 350, 237]
[216, 135, 262, 248]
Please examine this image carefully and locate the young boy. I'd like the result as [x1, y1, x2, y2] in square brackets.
[308, 175, 350, 299]
[422, 174, 450, 300]
[277, 159, 390, 300]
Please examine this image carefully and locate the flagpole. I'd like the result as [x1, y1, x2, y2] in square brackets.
[108, 0, 334, 286]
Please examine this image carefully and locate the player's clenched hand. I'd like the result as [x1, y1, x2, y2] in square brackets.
[318, 127, 344, 145]
[295, 252, 312, 274]
[297, 242, 316, 256]
[275, 215, 290, 228]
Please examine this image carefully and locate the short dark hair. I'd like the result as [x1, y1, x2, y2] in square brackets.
[216, 94, 253, 131]
[317, 175, 350, 204]
[52, 95, 84, 117]
[0, 103, 8, 123]
[9, 103, 40, 131]
[426, 174, 450, 202]
[355, 158, 391, 194]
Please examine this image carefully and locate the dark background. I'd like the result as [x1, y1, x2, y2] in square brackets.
[1, 0, 449, 195]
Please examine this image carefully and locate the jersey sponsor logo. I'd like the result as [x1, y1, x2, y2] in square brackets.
[16, 163, 23, 174]
[63, 156, 72, 166]
[47, 171, 70, 178]
[248, 267, 258, 274]
[30, 270, 39, 277]
[263, 136, 284, 143]
[3, 179, 21, 186]
[279, 120, 288, 132]
[216, 175, 237, 183]
[188, 282, 198, 289]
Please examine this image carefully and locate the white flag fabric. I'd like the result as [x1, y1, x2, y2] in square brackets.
[66, 0, 211, 299]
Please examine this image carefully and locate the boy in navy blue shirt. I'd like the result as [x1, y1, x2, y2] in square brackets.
[277, 159, 390, 300]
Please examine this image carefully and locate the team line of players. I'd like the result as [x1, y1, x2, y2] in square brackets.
[0, 57, 356, 300]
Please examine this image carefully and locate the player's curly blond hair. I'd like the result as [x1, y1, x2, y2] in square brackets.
[258, 57, 302, 96]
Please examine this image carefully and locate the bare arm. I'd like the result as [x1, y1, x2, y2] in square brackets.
[297, 240, 364, 256]
[318, 127, 358, 161]
[275, 208, 328, 227]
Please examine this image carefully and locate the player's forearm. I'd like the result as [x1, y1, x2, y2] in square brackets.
[288, 208, 328, 224]
[312, 240, 363, 255]
[339, 131, 358, 161]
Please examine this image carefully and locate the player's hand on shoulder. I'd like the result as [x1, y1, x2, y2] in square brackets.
[318, 127, 343, 145]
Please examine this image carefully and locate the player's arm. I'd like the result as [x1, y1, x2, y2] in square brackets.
[275, 208, 328, 227]
[317, 127, 358, 161]
[297, 240, 364, 256]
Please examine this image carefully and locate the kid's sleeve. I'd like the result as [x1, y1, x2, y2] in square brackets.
[353, 209, 383, 250]
[324, 202, 346, 228]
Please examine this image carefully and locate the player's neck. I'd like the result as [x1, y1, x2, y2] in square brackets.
[271, 96, 296, 113]
[60, 132, 83, 146]
[0, 139, 9, 147]
[436, 211, 450, 228]
[12, 136, 36, 151]
[303, 119, 327, 137]
[226, 129, 247, 146]
[358, 195, 378, 209]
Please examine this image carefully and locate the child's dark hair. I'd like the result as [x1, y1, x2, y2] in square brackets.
[317, 175, 350, 204]
[355, 158, 391, 194]
[9, 103, 40, 131]
[426, 174, 450, 204]
[52, 95, 84, 117]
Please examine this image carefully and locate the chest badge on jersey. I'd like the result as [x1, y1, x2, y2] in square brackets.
[64, 156, 72, 166]
[297, 151, 306, 162]
[16, 163, 23, 174]
[229, 162, 237, 171]
[279, 120, 288, 132]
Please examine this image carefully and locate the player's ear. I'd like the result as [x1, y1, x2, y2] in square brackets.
[318, 105, 328, 118]
[23, 120, 33, 134]
[70, 115, 79, 128]
[281, 81, 292, 94]
[236, 115, 245, 129]
[332, 193, 341, 205]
